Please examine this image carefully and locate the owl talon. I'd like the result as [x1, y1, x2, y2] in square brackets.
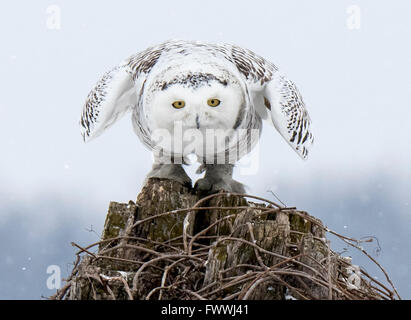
[194, 178, 213, 195]
[194, 177, 245, 195]
[194, 164, 246, 196]
[145, 163, 192, 188]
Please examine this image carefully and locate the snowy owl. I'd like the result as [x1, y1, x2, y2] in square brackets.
[80, 40, 313, 194]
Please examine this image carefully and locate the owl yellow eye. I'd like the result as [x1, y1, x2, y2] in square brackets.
[207, 98, 220, 107]
[172, 100, 185, 109]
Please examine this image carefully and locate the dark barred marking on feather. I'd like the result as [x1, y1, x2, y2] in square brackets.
[160, 73, 228, 91]
[263, 96, 271, 110]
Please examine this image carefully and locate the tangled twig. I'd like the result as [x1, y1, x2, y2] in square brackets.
[51, 192, 400, 300]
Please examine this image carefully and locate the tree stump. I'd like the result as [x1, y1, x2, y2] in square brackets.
[56, 178, 398, 300]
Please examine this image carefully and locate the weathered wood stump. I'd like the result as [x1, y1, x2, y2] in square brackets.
[57, 178, 396, 300]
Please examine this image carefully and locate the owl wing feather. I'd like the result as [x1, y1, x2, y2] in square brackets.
[79, 43, 168, 142]
[263, 73, 314, 160]
[80, 64, 135, 142]
[224, 44, 314, 160]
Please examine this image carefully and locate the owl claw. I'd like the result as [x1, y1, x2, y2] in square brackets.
[193, 178, 213, 195]
[145, 164, 192, 188]
[194, 164, 245, 196]
[194, 177, 245, 196]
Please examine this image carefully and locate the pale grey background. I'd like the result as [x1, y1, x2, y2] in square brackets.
[0, 0, 410, 299]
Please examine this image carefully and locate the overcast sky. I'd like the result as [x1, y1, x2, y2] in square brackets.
[0, 0, 410, 299]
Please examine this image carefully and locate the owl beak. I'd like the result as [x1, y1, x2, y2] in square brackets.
[195, 114, 200, 129]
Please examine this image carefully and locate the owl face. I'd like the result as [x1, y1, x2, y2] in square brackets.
[147, 75, 245, 134]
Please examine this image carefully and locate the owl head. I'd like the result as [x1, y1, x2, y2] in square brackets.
[144, 63, 246, 134]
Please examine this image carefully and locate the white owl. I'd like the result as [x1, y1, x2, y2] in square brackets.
[80, 40, 314, 194]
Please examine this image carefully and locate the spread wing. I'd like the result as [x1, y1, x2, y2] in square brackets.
[225, 44, 314, 160]
[264, 72, 314, 160]
[79, 44, 165, 142]
[80, 64, 135, 142]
